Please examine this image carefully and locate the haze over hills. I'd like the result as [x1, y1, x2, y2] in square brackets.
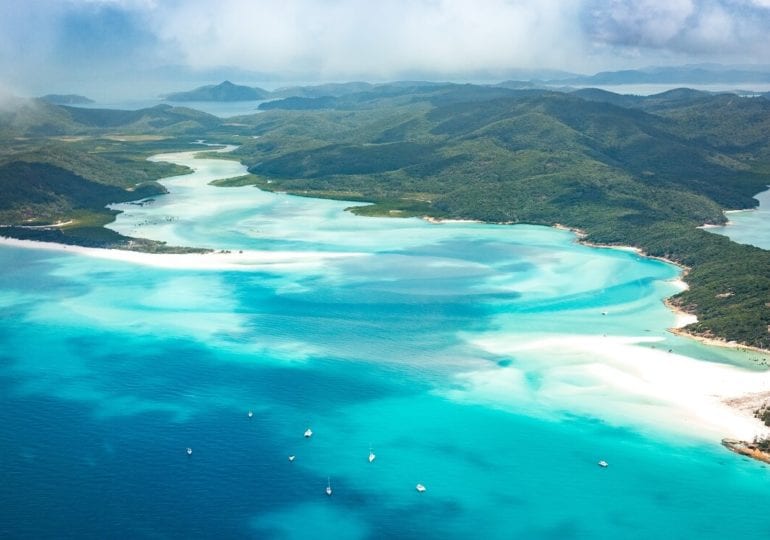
[155, 64, 770, 106]
[162, 80, 445, 102]
[39, 94, 94, 105]
[556, 64, 770, 86]
[0, 99, 222, 137]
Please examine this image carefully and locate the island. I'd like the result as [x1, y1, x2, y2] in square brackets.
[1, 82, 769, 352]
[163, 80, 270, 101]
[39, 93, 94, 105]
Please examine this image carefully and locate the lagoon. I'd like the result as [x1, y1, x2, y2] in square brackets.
[1, 148, 770, 539]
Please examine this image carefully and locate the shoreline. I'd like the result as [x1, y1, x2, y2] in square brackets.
[667, 324, 770, 355]
[4, 146, 769, 452]
[722, 438, 770, 464]
[4, 211, 766, 357]
[461, 333, 770, 443]
[552, 222, 770, 355]
[0, 235, 363, 271]
[421, 216, 483, 225]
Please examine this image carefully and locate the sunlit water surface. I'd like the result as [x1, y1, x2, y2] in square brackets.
[2, 148, 770, 539]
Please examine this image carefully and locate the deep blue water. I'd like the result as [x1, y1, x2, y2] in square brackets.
[2, 151, 770, 539]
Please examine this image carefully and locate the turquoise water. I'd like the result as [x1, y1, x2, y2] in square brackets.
[707, 187, 770, 249]
[2, 149, 770, 539]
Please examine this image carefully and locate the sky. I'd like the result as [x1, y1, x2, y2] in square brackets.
[1, 0, 770, 98]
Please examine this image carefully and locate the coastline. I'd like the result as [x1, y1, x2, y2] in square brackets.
[461, 333, 770, 443]
[3, 144, 768, 454]
[4, 210, 765, 351]
[0, 235, 363, 271]
[553, 221, 770, 355]
[550, 221, 770, 445]
[421, 216, 483, 225]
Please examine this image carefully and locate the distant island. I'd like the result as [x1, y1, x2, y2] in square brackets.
[556, 65, 770, 86]
[39, 94, 94, 105]
[163, 80, 406, 102]
[163, 80, 270, 101]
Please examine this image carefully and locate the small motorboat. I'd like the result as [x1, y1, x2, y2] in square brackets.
[598, 460, 608, 468]
[247, 410, 253, 418]
[416, 483, 426, 492]
[304, 428, 313, 438]
[368, 445, 376, 463]
[186, 447, 193, 456]
[288, 455, 296, 462]
[326, 477, 332, 496]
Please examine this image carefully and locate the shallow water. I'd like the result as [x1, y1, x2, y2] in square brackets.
[706, 187, 770, 249]
[2, 149, 770, 539]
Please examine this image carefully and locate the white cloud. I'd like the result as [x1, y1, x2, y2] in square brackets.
[148, 0, 589, 78]
[585, 0, 770, 62]
[2, 0, 770, 95]
[590, 0, 696, 46]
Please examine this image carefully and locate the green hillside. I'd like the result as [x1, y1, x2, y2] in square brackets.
[225, 86, 770, 350]
[0, 99, 223, 137]
[0, 99, 223, 249]
[0, 85, 768, 348]
[164, 80, 270, 101]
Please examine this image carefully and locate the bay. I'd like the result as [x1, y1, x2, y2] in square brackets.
[706, 186, 770, 249]
[1, 147, 769, 539]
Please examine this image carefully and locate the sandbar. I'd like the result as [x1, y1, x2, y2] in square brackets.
[0, 236, 363, 271]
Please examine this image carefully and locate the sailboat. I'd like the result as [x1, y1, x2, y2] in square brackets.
[326, 477, 332, 496]
[304, 428, 313, 438]
[368, 445, 376, 463]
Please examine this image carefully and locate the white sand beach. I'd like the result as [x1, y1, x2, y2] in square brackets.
[450, 333, 770, 442]
[0, 236, 364, 272]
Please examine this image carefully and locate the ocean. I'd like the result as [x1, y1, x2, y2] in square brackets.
[1, 148, 769, 539]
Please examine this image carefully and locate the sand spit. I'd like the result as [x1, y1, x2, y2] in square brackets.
[458, 334, 770, 443]
[0, 236, 363, 271]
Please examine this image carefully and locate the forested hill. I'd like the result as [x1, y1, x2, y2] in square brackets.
[0, 85, 768, 347]
[224, 85, 770, 350]
[0, 99, 224, 251]
[0, 99, 222, 137]
[164, 80, 270, 101]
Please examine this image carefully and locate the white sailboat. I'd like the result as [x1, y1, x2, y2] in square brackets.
[304, 428, 313, 438]
[186, 447, 192, 456]
[326, 477, 332, 496]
